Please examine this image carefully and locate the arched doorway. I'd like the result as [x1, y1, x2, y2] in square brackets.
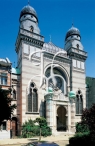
[12, 117, 17, 137]
[57, 106, 66, 131]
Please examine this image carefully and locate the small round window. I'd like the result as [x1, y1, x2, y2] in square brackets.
[31, 83, 34, 88]
[78, 90, 81, 94]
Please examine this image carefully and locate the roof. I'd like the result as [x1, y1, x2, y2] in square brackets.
[0, 58, 11, 67]
[65, 26, 80, 41]
[43, 42, 67, 56]
[20, 5, 38, 21]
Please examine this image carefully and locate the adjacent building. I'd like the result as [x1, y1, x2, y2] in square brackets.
[86, 77, 95, 108]
[0, 58, 11, 139]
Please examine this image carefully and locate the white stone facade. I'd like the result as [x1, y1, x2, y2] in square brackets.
[12, 4, 87, 135]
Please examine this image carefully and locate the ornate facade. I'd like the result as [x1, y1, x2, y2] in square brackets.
[1, 3, 93, 139]
[11, 3, 88, 135]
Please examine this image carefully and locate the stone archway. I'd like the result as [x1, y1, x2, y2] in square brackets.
[12, 117, 17, 137]
[57, 106, 66, 131]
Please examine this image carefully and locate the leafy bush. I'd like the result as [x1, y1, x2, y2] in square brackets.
[67, 132, 91, 146]
[81, 104, 95, 133]
[67, 104, 95, 146]
[76, 122, 89, 133]
[34, 117, 52, 137]
[21, 118, 52, 138]
[41, 125, 52, 137]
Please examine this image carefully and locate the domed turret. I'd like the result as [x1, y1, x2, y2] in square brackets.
[64, 25, 83, 50]
[20, 5, 38, 22]
[65, 26, 80, 41]
[19, 4, 40, 34]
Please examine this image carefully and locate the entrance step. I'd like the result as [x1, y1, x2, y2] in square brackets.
[52, 131, 74, 137]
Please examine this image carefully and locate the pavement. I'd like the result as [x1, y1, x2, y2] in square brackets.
[0, 134, 74, 146]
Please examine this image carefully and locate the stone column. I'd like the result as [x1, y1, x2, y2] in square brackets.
[68, 91, 76, 133]
[70, 98, 76, 133]
[67, 102, 71, 132]
[52, 101, 56, 133]
[44, 93, 53, 128]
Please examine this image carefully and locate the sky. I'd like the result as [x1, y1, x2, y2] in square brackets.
[0, 0, 95, 77]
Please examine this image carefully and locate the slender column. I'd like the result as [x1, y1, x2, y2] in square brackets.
[44, 93, 53, 128]
[68, 102, 71, 132]
[70, 98, 76, 132]
[53, 102, 56, 132]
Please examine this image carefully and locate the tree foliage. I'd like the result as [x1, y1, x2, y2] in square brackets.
[80, 104, 95, 133]
[21, 118, 52, 138]
[0, 88, 16, 125]
[67, 104, 95, 146]
[34, 117, 47, 128]
[76, 123, 89, 133]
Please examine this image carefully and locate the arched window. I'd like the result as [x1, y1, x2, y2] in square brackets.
[45, 67, 67, 94]
[30, 26, 34, 32]
[76, 95, 79, 114]
[76, 90, 83, 114]
[79, 95, 83, 114]
[76, 44, 79, 49]
[27, 83, 38, 112]
[13, 89, 16, 99]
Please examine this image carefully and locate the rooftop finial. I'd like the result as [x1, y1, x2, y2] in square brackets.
[72, 19, 74, 27]
[49, 35, 51, 42]
[14, 62, 15, 68]
[28, 0, 30, 5]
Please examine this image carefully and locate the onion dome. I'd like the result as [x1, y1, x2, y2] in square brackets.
[20, 5, 38, 22]
[69, 91, 76, 98]
[65, 26, 80, 41]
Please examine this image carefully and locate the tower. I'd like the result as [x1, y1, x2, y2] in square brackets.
[15, 4, 44, 133]
[19, 4, 40, 34]
[64, 26, 87, 131]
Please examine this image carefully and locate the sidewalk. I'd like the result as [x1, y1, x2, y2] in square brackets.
[0, 134, 73, 145]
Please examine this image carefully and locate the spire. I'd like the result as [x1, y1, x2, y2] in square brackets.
[14, 61, 15, 68]
[49, 35, 51, 42]
[72, 19, 74, 27]
[28, 0, 30, 5]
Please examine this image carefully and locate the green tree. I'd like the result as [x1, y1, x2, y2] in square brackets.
[34, 117, 47, 141]
[0, 87, 16, 126]
[67, 104, 95, 146]
[81, 104, 95, 133]
[21, 118, 52, 139]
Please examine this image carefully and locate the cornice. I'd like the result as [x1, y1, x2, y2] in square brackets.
[44, 52, 71, 64]
[67, 47, 87, 61]
[15, 28, 44, 53]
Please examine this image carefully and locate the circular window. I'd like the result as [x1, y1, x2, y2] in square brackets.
[33, 88, 37, 92]
[78, 90, 81, 94]
[31, 83, 34, 88]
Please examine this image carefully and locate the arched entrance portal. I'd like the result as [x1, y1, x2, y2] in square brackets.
[12, 117, 17, 137]
[57, 106, 66, 131]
